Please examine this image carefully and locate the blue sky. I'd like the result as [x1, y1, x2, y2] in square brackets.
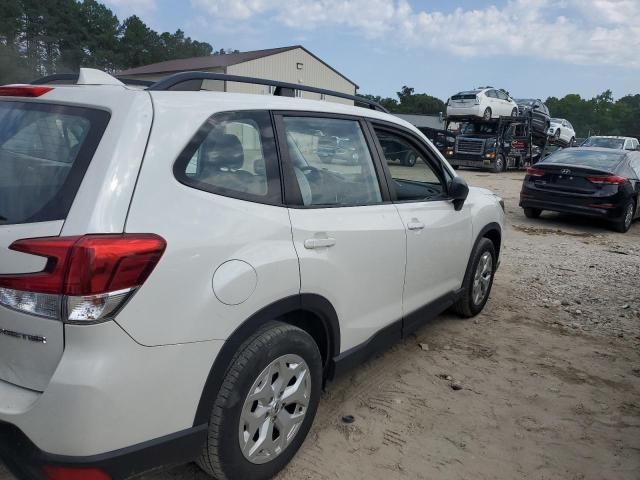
[104, 0, 639, 102]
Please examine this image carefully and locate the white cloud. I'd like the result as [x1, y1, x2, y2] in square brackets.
[103, 0, 157, 18]
[190, 0, 640, 67]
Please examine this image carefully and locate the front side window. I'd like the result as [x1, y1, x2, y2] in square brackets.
[174, 111, 280, 204]
[282, 116, 382, 207]
[375, 129, 446, 202]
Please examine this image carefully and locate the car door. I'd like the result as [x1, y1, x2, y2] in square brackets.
[496, 90, 511, 116]
[485, 90, 498, 117]
[276, 113, 407, 352]
[369, 122, 473, 332]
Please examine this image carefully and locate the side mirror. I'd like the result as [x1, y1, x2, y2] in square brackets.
[449, 176, 469, 211]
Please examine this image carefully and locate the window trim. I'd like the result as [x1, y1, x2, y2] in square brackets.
[0, 100, 110, 225]
[272, 110, 392, 209]
[366, 118, 452, 204]
[172, 110, 283, 206]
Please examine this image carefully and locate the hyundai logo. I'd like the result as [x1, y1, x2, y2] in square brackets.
[561, 169, 571, 175]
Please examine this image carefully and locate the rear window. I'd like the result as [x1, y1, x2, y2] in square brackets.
[541, 149, 625, 171]
[451, 94, 476, 100]
[581, 137, 625, 149]
[0, 101, 109, 225]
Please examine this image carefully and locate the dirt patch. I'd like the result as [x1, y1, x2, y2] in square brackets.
[512, 223, 597, 237]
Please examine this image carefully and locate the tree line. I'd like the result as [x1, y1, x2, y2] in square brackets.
[361, 87, 640, 138]
[0, 0, 238, 84]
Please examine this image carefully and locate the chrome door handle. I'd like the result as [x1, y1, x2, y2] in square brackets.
[407, 221, 425, 231]
[304, 238, 337, 249]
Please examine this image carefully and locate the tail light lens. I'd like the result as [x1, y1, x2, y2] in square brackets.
[0, 234, 165, 323]
[587, 175, 627, 185]
[474, 96, 480, 105]
[526, 167, 545, 177]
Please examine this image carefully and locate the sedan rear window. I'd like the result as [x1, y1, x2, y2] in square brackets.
[542, 149, 625, 171]
[451, 94, 476, 100]
[0, 101, 109, 225]
[581, 137, 625, 149]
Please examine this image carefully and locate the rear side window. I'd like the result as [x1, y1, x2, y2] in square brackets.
[0, 101, 109, 225]
[174, 111, 281, 204]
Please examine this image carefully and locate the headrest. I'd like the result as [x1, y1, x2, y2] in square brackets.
[202, 132, 244, 170]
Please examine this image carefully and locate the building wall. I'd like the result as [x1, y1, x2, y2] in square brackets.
[226, 48, 356, 105]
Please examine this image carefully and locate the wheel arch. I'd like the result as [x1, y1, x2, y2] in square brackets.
[463, 222, 502, 283]
[192, 294, 340, 426]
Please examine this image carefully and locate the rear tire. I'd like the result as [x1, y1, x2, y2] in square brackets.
[511, 108, 518, 117]
[613, 200, 635, 233]
[482, 107, 492, 121]
[523, 207, 542, 219]
[569, 137, 575, 147]
[197, 322, 322, 480]
[452, 238, 497, 318]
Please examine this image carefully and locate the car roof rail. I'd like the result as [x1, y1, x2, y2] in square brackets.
[31, 73, 154, 88]
[145, 71, 388, 113]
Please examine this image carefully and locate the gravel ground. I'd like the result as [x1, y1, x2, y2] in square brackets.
[2, 168, 639, 480]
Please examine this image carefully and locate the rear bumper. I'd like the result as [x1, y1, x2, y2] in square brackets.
[0, 421, 207, 480]
[446, 105, 482, 118]
[519, 193, 626, 220]
[0, 321, 224, 478]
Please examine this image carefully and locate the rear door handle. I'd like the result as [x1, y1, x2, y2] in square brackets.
[304, 238, 337, 249]
[407, 221, 425, 231]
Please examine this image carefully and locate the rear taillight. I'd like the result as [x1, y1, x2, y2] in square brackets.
[474, 96, 480, 105]
[526, 167, 545, 177]
[587, 175, 627, 185]
[0, 234, 165, 323]
[0, 84, 53, 97]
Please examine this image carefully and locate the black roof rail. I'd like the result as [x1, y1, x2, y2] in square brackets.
[31, 74, 154, 87]
[146, 71, 388, 113]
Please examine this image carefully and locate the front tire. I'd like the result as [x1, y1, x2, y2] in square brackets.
[511, 107, 518, 117]
[402, 151, 417, 167]
[452, 238, 496, 318]
[554, 129, 560, 140]
[197, 322, 322, 480]
[569, 137, 575, 147]
[492, 154, 505, 173]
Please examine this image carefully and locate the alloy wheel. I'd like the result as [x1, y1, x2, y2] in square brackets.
[472, 252, 493, 305]
[239, 354, 311, 465]
[624, 203, 634, 230]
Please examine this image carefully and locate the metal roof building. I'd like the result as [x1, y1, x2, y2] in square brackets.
[119, 45, 358, 105]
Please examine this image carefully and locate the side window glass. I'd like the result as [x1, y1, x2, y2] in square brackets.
[486, 90, 496, 99]
[375, 129, 446, 201]
[282, 116, 382, 207]
[174, 111, 280, 203]
[496, 90, 507, 100]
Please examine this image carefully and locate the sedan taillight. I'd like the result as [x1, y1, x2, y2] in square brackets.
[526, 167, 545, 177]
[587, 175, 627, 185]
[0, 234, 166, 322]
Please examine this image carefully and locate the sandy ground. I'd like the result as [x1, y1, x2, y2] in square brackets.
[2, 168, 639, 480]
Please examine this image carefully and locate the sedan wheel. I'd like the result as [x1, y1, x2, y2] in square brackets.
[483, 107, 492, 121]
[614, 201, 635, 233]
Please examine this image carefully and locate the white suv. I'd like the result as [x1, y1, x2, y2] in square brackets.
[548, 118, 576, 145]
[447, 87, 519, 121]
[0, 69, 504, 480]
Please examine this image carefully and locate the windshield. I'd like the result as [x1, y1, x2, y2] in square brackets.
[541, 149, 625, 171]
[516, 99, 535, 106]
[551, 118, 563, 124]
[461, 123, 498, 135]
[0, 101, 109, 225]
[581, 137, 625, 149]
